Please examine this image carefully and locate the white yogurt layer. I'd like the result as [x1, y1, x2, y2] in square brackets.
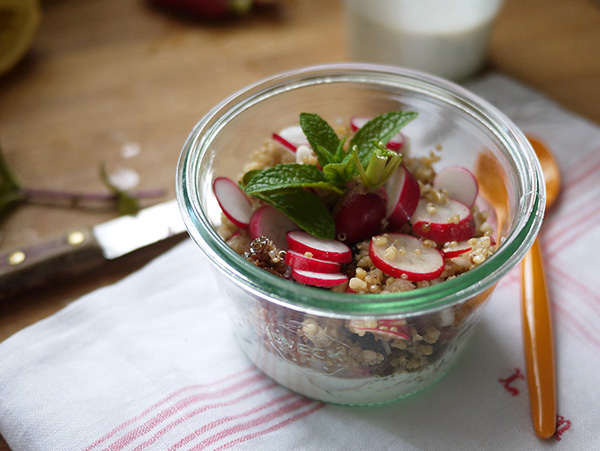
[243, 334, 469, 405]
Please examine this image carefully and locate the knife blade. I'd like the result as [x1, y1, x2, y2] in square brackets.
[0, 199, 187, 299]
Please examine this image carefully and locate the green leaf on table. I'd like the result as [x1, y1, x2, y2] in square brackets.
[99, 163, 140, 215]
[0, 144, 24, 218]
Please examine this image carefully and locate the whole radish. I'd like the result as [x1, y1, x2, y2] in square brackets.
[333, 188, 387, 244]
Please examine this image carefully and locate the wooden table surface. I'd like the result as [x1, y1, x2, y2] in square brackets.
[0, 0, 598, 448]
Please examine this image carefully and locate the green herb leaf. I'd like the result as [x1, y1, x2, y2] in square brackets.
[0, 145, 21, 190]
[255, 188, 335, 239]
[334, 137, 347, 162]
[244, 163, 344, 195]
[99, 163, 140, 215]
[322, 159, 356, 188]
[0, 144, 24, 218]
[350, 111, 417, 167]
[240, 169, 261, 187]
[311, 144, 337, 167]
[299, 113, 341, 167]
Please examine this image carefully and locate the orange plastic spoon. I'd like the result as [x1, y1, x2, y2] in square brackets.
[521, 136, 561, 439]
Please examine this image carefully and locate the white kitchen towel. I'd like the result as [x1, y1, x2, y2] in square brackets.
[1, 73, 599, 451]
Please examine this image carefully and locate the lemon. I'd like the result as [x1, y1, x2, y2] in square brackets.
[0, 0, 41, 75]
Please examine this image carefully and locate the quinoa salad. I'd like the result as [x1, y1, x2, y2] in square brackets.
[210, 112, 497, 393]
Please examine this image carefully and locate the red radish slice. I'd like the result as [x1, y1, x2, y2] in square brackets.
[433, 166, 479, 207]
[441, 240, 472, 258]
[295, 144, 314, 164]
[350, 116, 406, 151]
[369, 233, 444, 281]
[385, 165, 420, 229]
[284, 250, 341, 273]
[213, 177, 253, 229]
[385, 134, 405, 152]
[411, 199, 475, 243]
[272, 133, 296, 153]
[350, 116, 370, 131]
[249, 205, 298, 249]
[286, 230, 352, 263]
[291, 268, 348, 287]
[272, 125, 309, 153]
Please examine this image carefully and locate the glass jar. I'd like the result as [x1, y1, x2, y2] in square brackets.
[176, 63, 544, 405]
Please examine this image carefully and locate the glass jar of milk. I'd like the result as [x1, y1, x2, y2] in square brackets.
[344, 0, 505, 81]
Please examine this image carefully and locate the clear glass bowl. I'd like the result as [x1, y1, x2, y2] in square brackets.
[176, 63, 545, 405]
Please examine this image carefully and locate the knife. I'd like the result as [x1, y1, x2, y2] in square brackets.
[0, 200, 187, 299]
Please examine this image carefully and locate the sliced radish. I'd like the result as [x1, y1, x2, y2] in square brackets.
[350, 116, 405, 151]
[213, 176, 253, 229]
[334, 190, 386, 243]
[369, 233, 444, 281]
[284, 250, 341, 273]
[295, 144, 315, 165]
[411, 199, 475, 244]
[441, 240, 472, 258]
[385, 165, 420, 229]
[286, 230, 352, 263]
[350, 319, 411, 341]
[291, 268, 348, 287]
[433, 166, 479, 207]
[272, 125, 309, 153]
[249, 205, 298, 249]
[349, 116, 370, 132]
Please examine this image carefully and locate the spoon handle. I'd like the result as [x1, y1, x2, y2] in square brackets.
[521, 237, 557, 439]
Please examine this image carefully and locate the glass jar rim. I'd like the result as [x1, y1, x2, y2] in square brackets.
[177, 63, 545, 318]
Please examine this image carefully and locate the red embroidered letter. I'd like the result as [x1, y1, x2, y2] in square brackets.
[555, 415, 572, 442]
[498, 368, 525, 396]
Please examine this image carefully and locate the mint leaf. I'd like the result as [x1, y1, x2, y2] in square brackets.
[350, 111, 417, 167]
[244, 164, 343, 195]
[322, 158, 355, 188]
[299, 113, 341, 167]
[255, 188, 335, 239]
[311, 144, 337, 167]
[240, 169, 261, 187]
[334, 138, 347, 162]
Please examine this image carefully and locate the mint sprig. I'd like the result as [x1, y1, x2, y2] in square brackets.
[242, 111, 417, 238]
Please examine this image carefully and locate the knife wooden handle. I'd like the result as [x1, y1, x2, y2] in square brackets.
[0, 228, 106, 300]
[521, 237, 557, 439]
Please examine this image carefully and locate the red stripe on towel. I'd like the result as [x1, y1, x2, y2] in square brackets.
[167, 392, 298, 450]
[186, 397, 320, 450]
[214, 403, 326, 450]
[83, 367, 257, 451]
[132, 382, 281, 451]
[102, 372, 266, 451]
